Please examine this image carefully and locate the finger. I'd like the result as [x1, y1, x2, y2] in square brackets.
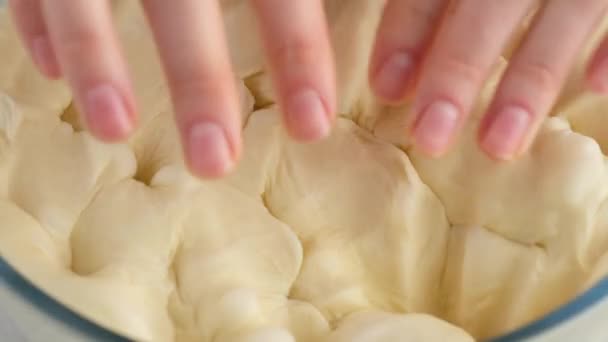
[141, 0, 241, 178]
[408, 0, 533, 157]
[8, 0, 60, 78]
[250, 0, 335, 142]
[586, 33, 608, 93]
[41, 0, 136, 141]
[480, 0, 608, 160]
[369, 0, 446, 103]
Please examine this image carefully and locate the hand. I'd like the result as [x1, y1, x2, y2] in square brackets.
[369, 0, 608, 159]
[8, 0, 336, 178]
[9, 1, 608, 181]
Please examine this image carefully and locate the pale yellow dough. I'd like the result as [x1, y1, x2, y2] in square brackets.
[0, 1, 608, 342]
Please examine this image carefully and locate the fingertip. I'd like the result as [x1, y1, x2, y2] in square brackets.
[411, 100, 460, 157]
[185, 121, 237, 179]
[82, 84, 136, 142]
[370, 51, 415, 103]
[283, 88, 332, 142]
[478, 105, 532, 160]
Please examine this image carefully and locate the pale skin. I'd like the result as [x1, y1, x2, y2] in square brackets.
[8, 0, 608, 178]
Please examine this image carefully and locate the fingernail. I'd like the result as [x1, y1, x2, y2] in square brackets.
[285, 88, 330, 141]
[84, 85, 133, 141]
[32, 36, 60, 78]
[413, 100, 460, 156]
[187, 122, 233, 178]
[373, 52, 414, 102]
[481, 106, 531, 160]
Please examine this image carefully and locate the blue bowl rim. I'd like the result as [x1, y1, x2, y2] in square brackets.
[0, 257, 128, 341]
[2, 256, 608, 341]
[489, 275, 608, 341]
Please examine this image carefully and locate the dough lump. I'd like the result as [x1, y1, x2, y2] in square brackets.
[0, 1, 607, 342]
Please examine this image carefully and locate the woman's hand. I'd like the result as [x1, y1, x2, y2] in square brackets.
[8, 0, 336, 178]
[369, 0, 608, 159]
[9, 0, 608, 180]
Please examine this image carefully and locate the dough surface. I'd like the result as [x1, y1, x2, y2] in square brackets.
[0, 2, 608, 342]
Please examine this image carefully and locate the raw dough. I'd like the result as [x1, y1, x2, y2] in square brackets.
[0, 1, 607, 342]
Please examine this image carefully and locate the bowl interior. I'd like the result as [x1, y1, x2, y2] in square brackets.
[1, 254, 608, 341]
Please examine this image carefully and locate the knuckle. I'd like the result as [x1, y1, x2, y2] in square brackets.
[60, 29, 104, 58]
[510, 61, 560, 94]
[170, 70, 234, 106]
[553, 0, 607, 19]
[436, 54, 485, 87]
[404, 1, 441, 23]
[272, 37, 319, 67]
[172, 74, 222, 97]
[568, 0, 605, 13]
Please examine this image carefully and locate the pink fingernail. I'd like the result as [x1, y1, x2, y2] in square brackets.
[286, 88, 330, 141]
[481, 106, 531, 160]
[84, 85, 133, 141]
[413, 100, 460, 156]
[373, 52, 414, 102]
[32, 36, 60, 78]
[188, 122, 233, 178]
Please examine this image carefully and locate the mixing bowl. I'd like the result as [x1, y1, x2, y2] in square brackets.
[1, 1, 608, 340]
[2, 253, 608, 342]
